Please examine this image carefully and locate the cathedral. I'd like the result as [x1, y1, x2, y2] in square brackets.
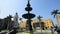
[20, 18, 54, 29]
[13, 12, 19, 28]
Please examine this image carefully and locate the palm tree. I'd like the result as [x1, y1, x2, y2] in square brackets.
[37, 16, 42, 21]
[51, 9, 60, 34]
[37, 15, 43, 34]
[51, 9, 60, 26]
[51, 9, 60, 18]
[37, 16, 45, 29]
[37, 16, 43, 27]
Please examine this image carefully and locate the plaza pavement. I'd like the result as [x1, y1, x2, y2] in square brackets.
[0, 29, 57, 34]
[16, 30, 57, 34]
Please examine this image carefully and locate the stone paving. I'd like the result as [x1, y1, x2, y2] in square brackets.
[16, 30, 57, 34]
[0, 30, 57, 34]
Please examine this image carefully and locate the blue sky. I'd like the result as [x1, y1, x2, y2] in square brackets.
[0, 0, 60, 24]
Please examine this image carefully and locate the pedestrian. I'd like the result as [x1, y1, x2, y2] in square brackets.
[50, 27, 54, 34]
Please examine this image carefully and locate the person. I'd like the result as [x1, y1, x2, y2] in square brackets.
[50, 27, 54, 34]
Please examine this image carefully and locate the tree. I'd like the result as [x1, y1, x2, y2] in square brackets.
[37, 15, 43, 33]
[51, 9, 60, 26]
[37, 16, 45, 29]
[37, 16, 42, 21]
[51, 9, 60, 18]
[51, 9, 60, 33]
[4, 15, 13, 30]
[40, 22, 44, 30]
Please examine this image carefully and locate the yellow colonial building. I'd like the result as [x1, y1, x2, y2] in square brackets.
[19, 18, 54, 29]
[56, 14, 60, 25]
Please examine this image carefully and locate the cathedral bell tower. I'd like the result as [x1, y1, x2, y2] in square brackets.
[13, 12, 19, 28]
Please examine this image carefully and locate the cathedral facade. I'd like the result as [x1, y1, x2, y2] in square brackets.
[20, 18, 54, 29]
[13, 13, 19, 28]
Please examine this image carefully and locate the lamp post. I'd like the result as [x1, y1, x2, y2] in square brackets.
[22, 0, 35, 34]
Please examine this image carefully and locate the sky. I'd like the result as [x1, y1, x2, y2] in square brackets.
[0, 0, 60, 24]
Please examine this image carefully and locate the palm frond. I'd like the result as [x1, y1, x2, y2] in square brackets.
[37, 16, 42, 19]
[51, 9, 59, 18]
[55, 10, 59, 12]
[37, 16, 43, 21]
[51, 11, 55, 15]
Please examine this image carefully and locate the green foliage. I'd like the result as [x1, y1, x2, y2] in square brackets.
[51, 9, 60, 18]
